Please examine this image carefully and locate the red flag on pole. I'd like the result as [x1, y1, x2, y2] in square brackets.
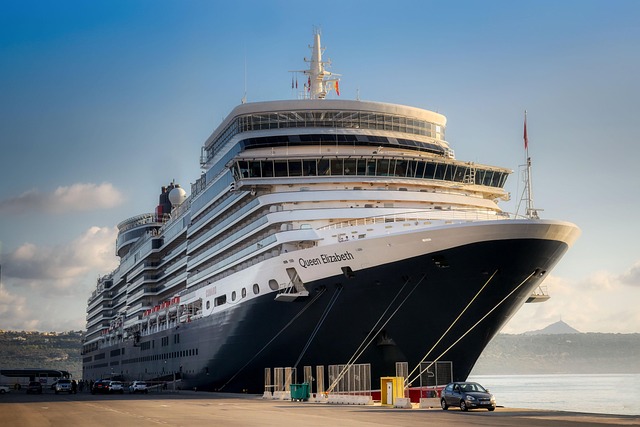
[523, 112, 528, 150]
[335, 81, 340, 96]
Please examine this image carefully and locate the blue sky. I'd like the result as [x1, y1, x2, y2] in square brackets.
[1, 0, 639, 333]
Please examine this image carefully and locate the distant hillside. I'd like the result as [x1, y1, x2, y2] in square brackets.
[1, 329, 639, 379]
[524, 320, 581, 335]
[472, 332, 640, 375]
[0, 330, 82, 379]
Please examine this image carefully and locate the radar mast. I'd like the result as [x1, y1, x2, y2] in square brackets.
[299, 29, 340, 99]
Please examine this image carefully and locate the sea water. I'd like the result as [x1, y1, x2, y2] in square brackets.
[468, 374, 639, 416]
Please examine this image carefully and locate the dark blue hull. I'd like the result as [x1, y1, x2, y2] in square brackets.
[83, 237, 568, 393]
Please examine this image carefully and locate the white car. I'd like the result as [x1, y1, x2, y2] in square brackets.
[109, 381, 124, 394]
[55, 379, 74, 394]
[129, 381, 148, 394]
[0, 385, 11, 394]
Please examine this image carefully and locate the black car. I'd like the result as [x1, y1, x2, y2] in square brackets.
[440, 381, 496, 411]
[26, 381, 43, 394]
[91, 380, 112, 394]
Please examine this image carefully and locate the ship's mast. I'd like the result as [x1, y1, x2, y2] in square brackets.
[524, 110, 539, 219]
[301, 29, 340, 99]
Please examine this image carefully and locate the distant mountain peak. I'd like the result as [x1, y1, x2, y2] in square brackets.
[524, 320, 581, 335]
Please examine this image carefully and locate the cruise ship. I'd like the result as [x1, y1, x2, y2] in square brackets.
[82, 32, 580, 393]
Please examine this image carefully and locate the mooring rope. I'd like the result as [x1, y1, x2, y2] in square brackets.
[404, 269, 498, 387]
[337, 274, 415, 375]
[326, 273, 427, 394]
[218, 287, 326, 391]
[405, 269, 537, 388]
[293, 285, 343, 369]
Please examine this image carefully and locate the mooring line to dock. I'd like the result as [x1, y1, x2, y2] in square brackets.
[404, 269, 498, 387]
[340, 274, 416, 373]
[326, 273, 427, 394]
[218, 287, 326, 391]
[405, 269, 537, 388]
[293, 286, 343, 369]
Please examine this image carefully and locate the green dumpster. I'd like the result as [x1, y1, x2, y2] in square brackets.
[290, 383, 310, 401]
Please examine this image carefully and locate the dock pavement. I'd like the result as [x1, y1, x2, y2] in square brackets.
[0, 389, 638, 426]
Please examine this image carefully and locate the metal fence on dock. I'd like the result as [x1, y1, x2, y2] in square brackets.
[327, 363, 371, 395]
[265, 363, 371, 397]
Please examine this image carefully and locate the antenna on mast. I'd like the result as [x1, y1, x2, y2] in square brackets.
[291, 28, 341, 100]
[523, 110, 539, 219]
[241, 51, 247, 104]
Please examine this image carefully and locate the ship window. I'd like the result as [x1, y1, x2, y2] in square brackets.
[289, 160, 302, 177]
[317, 159, 330, 175]
[487, 171, 496, 186]
[444, 164, 454, 181]
[377, 159, 391, 176]
[424, 162, 436, 179]
[268, 279, 279, 290]
[206, 300, 211, 310]
[330, 159, 343, 175]
[388, 159, 397, 176]
[366, 159, 376, 176]
[274, 160, 288, 177]
[433, 163, 444, 180]
[490, 171, 501, 187]
[248, 161, 261, 177]
[303, 160, 317, 176]
[405, 160, 416, 177]
[454, 166, 465, 182]
[229, 155, 506, 188]
[262, 160, 274, 177]
[253, 283, 260, 295]
[237, 160, 249, 178]
[395, 160, 408, 177]
[242, 288, 247, 298]
[344, 159, 356, 175]
[217, 111, 446, 156]
[214, 295, 227, 307]
[231, 291, 236, 301]
[500, 172, 508, 188]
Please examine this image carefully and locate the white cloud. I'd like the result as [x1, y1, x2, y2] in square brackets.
[4, 226, 118, 286]
[502, 261, 640, 334]
[619, 261, 640, 287]
[0, 182, 124, 214]
[0, 283, 40, 331]
[0, 226, 119, 331]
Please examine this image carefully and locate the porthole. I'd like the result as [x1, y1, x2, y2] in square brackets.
[268, 279, 279, 290]
[206, 300, 211, 310]
[253, 283, 260, 294]
[232, 291, 237, 301]
[242, 288, 247, 298]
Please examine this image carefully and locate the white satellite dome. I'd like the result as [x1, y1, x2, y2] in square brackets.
[168, 186, 187, 206]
